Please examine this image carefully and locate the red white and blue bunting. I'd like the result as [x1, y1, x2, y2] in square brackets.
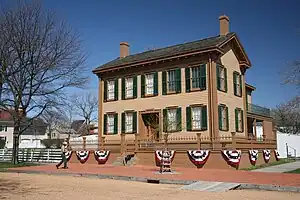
[263, 149, 271, 163]
[221, 150, 241, 168]
[187, 150, 210, 168]
[94, 150, 110, 164]
[76, 150, 90, 164]
[154, 150, 175, 167]
[274, 150, 280, 161]
[248, 150, 258, 165]
[65, 151, 73, 161]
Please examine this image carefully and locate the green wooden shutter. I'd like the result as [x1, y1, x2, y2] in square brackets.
[141, 75, 145, 98]
[201, 106, 207, 130]
[154, 72, 158, 96]
[218, 105, 222, 130]
[235, 108, 238, 132]
[200, 64, 206, 90]
[163, 109, 167, 132]
[133, 111, 137, 133]
[216, 65, 221, 90]
[176, 107, 182, 131]
[114, 113, 118, 134]
[103, 114, 107, 135]
[114, 79, 119, 100]
[133, 76, 137, 98]
[224, 68, 228, 92]
[226, 106, 229, 131]
[162, 71, 167, 95]
[241, 109, 244, 132]
[185, 67, 191, 92]
[186, 106, 192, 131]
[176, 68, 181, 93]
[104, 81, 107, 102]
[121, 112, 125, 133]
[233, 72, 237, 96]
[121, 78, 125, 100]
[239, 75, 242, 97]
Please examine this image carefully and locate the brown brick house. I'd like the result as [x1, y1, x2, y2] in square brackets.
[92, 15, 275, 148]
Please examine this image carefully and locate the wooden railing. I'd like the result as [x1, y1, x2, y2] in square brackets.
[247, 103, 271, 117]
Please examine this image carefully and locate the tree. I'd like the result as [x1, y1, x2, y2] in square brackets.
[272, 96, 300, 135]
[72, 92, 98, 136]
[281, 61, 300, 90]
[0, 1, 88, 163]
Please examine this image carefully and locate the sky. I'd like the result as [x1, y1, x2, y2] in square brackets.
[4, 0, 300, 109]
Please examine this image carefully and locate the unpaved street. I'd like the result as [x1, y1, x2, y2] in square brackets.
[0, 173, 299, 200]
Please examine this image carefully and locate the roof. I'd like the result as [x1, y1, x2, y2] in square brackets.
[245, 83, 256, 91]
[71, 120, 85, 132]
[93, 32, 236, 73]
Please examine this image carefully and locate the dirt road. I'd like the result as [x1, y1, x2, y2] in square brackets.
[0, 173, 299, 200]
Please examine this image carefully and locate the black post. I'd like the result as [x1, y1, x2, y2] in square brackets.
[286, 143, 289, 159]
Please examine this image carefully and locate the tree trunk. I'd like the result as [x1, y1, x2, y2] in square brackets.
[12, 121, 21, 164]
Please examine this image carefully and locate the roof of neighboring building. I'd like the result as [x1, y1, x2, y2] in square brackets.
[245, 83, 256, 91]
[93, 32, 236, 73]
[71, 120, 85, 132]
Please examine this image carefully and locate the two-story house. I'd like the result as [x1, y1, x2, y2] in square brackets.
[92, 15, 275, 148]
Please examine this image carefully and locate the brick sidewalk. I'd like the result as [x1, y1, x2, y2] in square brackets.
[7, 163, 300, 187]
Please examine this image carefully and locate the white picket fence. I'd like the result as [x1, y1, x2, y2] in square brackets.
[0, 148, 62, 163]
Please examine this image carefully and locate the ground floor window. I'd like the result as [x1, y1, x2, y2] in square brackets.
[218, 104, 229, 131]
[186, 105, 207, 131]
[104, 113, 118, 134]
[163, 107, 182, 132]
[235, 108, 244, 132]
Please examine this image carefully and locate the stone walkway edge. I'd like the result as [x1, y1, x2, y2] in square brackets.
[2, 169, 300, 193]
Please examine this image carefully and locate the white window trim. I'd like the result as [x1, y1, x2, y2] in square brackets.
[107, 114, 115, 134]
[167, 70, 176, 93]
[145, 74, 154, 95]
[235, 73, 241, 96]
[125, 77, 133, 98]
[190, 65, 201, 89]
[221, 106, 228, 130]
[167, 108, 177, 131]
[107, 80, 115, 100]
[237, 109, 243, 132]
[125, 112, 133, 133]
[219, 67, 226, 91]
[191, 106, 202, 130]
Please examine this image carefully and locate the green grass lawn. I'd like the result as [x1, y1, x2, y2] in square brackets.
[241, 158, 295, 171]
[0, 162, 40, 169]
[284, 168, 300, 174]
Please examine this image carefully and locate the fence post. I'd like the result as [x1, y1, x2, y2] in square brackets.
[30, 149, 33, 162]
[1, 149, 4, 161]
[82, 137, 86, 150]
[47, 149, 50, 162]
[196, 133, 202, 149]
[231, 132, 236, 149]
[120, 133, 125, 155]
[134, 133, 139, 152]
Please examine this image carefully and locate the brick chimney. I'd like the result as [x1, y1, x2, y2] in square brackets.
[120, 42, 129, 58]
[219, 15, 229, 36]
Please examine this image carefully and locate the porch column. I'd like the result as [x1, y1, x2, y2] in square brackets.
[240, 67, 248, 137]
[253, 119, 257, 138]
[98, 78, 104, 149]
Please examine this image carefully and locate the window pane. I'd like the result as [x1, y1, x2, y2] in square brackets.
[236, 74, 241, 96]
[238, 110, 243, 131]
[167, 109, 177, 131]
[220, 68, 225, 90]
[191, 66, 200, 88]
[126, 78, 133, 98]
[192, 107, 202, 129]
[125, 113, 133, 133]
[107, 114, 115, 134]
[168, 70, 176, 92]
[107, 81, 115, 100]
[145, 74, 154, 95]
[221, 107, 227, 130]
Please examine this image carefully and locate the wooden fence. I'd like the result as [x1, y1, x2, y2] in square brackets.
[0, 148, 62, 163]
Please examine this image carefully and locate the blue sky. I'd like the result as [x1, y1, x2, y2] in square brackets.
[8, 0, 300, 108]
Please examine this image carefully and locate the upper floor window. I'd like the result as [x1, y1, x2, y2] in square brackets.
[104, 79, 118, 102]
[217, 65, 227, 92]
[122, 76, 137, 100]
[163, 107, 182, 132]
[186, 64, 206, 92]
[0, 126, 7, 132]
[121, 111, 137, 133]
[233, 72, 242, 97]
[103, 113, 118, 135]
[186, 105, 207, 131]
[125, 77, 133, 98]
[162, 68, 181, 95]
[218, 104, 229, 131]
[235, 108, 244, 132]
[141, 72, 158, 97]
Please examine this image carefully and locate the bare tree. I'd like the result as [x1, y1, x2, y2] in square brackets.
[272, 96, 300, 135]
[72, 92, 98, 136]
[0, 1, 88, 163]
[40, 108, 66, 139]
[281, 61, 300, 90]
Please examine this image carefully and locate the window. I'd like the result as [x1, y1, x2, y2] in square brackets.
[0, 126, 7, 132]
[125, 77, 133, 98]
[162, 69, 181, 95]
[121, 111, 137, 133]
[186, 105, 207, 131]
[185, 64, 206, 92]
[218, 104, 229, 131]
[233, 72, 242, 97]
[125, 112, 133, 133]
[104, 113, 118, 135]
[167, 70, 176, 92]
[235, 108, 244, 132]
[107, 80, 115, 100]
[145, 74, 154, 95]
[163, 107, 182, 132]
[217, 65, 227, 92]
